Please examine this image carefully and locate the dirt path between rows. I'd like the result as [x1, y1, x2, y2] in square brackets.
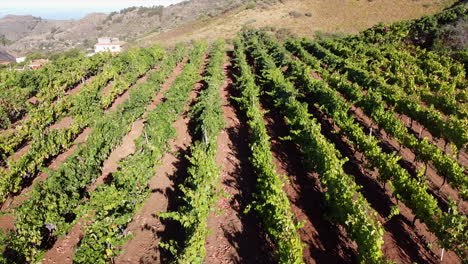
[106, 69, 157, 113]
[0, 127, 92, 214]
[0, 75, 96, 136]
[308, 104, 452, 263]
[352, 106, 467, 214]
[260, 98, 358, 264]
[114, 57, 206, 264]
[204, 55, 274, 264]
[346, 106, 462, 263]
[2, 68, 157, 204]
[41, 61, 188, 264]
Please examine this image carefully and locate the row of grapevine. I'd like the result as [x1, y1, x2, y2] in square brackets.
[243, 33, 385, 263]
[296, 40, 468, 199]
[0, 45, 184, 263]
[0, 53, 109, 129]
[158, 40, 226, 263]
[0, 47, 159, 162]
[320, 39, 467, 120]
[281, 38, 467, 257]
[73, 43, 208, 263]
[0, 47, 165, 203]
[303, 39, 468, 153]
[232, 38, 304, 263]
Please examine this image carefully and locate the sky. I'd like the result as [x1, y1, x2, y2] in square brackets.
[0, 0, 186, 19]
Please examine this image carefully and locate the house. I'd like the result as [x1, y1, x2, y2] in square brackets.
[16, 57, 26, 63]
[28, 59, 49, 70]
[94, 37, 126, 53]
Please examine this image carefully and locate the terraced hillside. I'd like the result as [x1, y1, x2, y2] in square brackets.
[0, 3, 466, 264]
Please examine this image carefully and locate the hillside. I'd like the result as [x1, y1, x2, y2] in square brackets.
[0, 2, 467, 264]
[0, 50, 15, 62]
[0, 0, 253, 55]
[135, 0, 458, 47]
[0, 0, 457, 55]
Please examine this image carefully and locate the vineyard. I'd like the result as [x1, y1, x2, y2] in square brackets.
[0, 3, 467, 264]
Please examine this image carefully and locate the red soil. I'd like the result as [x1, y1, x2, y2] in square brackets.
[1, 75, 95, 134]
[308, 104, 453, 263]
[334, 105, 462, 263]
[88, 119, 145, 192]
[27, 96, 38, 105]
[205, 56, 274, 263]
[115, 58, 202, 264]
[0, 214, 14, 231]
[48, 116, 75, 131]
[0, 127, 92, 213]
[262, 101, 358, 264]
[352, 106, 467, 214]
[100, 82, 114, 96]
[398, 113, 467, 167]
[40, 64, 181, 263]
[106, 69, 157, 113]
[66, 76, 97, 96]
[9, 143, 30, 162]
[42, 218, 87, 264]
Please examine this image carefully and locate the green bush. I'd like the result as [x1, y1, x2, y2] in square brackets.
[246, 1, 256, 9]
[289, 11, 303, 18]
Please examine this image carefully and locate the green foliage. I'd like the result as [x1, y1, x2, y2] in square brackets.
[73, 44, 193, 263]
[232, 37, 304, 264]
[137, 5, 164, 18]
[0, 45, 166, 263]
[159, 40, 225, 263]
[0, 51, 107, 130]
[243, 31, 385, 263]
[299, 38, 468, 200]
[353, 3, 467, 50]
[0, 48, 164, 204]
[286, 35, 467, 258]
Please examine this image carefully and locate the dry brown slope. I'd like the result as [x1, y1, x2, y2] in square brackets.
[136, 0, 456, 47]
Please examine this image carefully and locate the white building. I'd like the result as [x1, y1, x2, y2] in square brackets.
[94, 37, 126, 53]
[16, 57, 25, 63]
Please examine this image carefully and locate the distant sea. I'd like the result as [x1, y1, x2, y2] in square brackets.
[0, 8, 121, 20]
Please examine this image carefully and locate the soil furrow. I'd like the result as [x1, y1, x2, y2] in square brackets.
[0, 127, 92, 213]
[0, 75, 96, 135]
[261, 102, 358, 264]
[106, 68, 157, 113]
[41, 60, 188, 264]
[3, 70, 147, 167]
[304, 101, 461, 263]
[205, 55, 273, 264]
[350, 105, 467, 214]
[114, 58, 203, 264]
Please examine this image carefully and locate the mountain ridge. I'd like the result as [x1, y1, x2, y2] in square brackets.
[0, 0, 253, 55]
[0, 0, 458, 55]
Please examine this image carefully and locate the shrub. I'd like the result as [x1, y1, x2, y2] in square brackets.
[113, 17, 123, 24]
[260, 26, 277, 32]
[289, 11, 303, 18]
[244, 19, 257, 25]
[305, 12, 312, 17]
[276, 28, 295, 40]
[246, 2, 256, 9]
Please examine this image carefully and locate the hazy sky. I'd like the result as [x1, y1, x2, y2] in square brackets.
[1, 0, 186, 19]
